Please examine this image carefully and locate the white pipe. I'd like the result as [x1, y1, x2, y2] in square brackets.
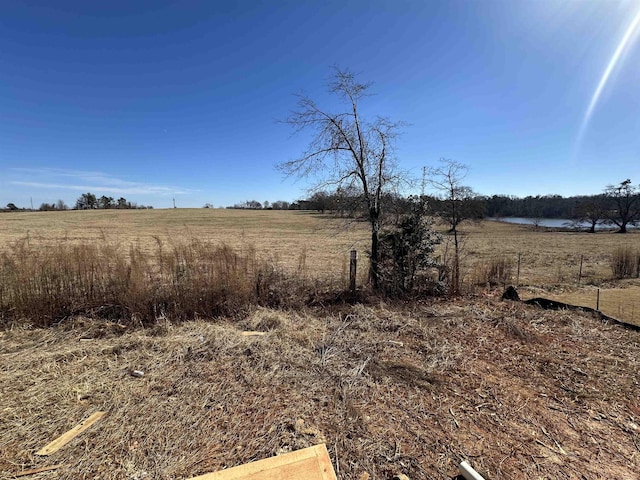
[459, 461, 486, 480]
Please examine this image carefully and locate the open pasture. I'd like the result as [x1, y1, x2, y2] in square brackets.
[1, 209, 639, 324]
[1, 209, 636, 284]
[2, 211, 640, 479]
[0, 209, 370, 282]
[461, 220, 638, 286]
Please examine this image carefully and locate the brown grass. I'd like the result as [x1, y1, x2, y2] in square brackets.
[610, 246, 640, 279]
[1, 210, 636, 288]
[532, 283, 640, 326]
[0, 209, 369, 280]
[3, 210, 640, 325]
[2, 212, 640, 478]
[1, 300, 639, 479]
[0, 210, 371, 327]
[0, 236, 309, 327]
[468, 256, 514, 287]
[453, 220, 640, 325]
[458, 220, 640, 285]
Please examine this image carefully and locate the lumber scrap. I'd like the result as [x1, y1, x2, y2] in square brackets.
[240, 331, 267, 337]
[14, 464, 64, 477]
[188, 444, 337, 480]
[36, 411, 106, 456]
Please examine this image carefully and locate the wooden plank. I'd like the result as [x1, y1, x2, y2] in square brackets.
[188, 444, 337, 480]
[240, 331, 267, 337]
[36, 411, 106, 456]
[14, 464, 64, 477]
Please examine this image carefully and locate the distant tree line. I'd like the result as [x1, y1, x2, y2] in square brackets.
[226, 199, 292, 210]
[230, 189, 486, 219]
[73, 193, 152, 210]
[38, 199, 69, 211]
[3, 180, 638, 234]
[3, 203, 21, 212]
[483, 194, 577, 218]
[224, 179, 639, 234]
[482, 180, 640, 233]
[1, 193, 153, 212]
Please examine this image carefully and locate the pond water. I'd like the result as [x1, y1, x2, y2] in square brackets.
[488, 217, 628, 230]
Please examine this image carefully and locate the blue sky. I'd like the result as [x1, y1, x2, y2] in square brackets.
[1, 0, 639, 208]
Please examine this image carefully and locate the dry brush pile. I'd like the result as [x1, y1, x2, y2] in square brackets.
[1, 298, 639, 479]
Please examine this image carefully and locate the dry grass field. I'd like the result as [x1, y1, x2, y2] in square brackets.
[1, 208, 636, 284]
[460, 220, 640, 286]
[1, 209, 640, 324]
[1, 301, 639, 479]
[2, 210, 640, 479]
[458, 220, 640, 325]
[0, 209, 370, 281]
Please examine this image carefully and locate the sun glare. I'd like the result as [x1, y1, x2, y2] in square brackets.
[574, 6, 640, 158]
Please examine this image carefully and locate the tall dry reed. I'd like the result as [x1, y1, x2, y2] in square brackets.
[468, 256, 514, 287]
[0, 236, 307, 327]
[610, 246, 640, 279]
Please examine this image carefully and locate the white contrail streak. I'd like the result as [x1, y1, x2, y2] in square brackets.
[575, 7, 640, 157]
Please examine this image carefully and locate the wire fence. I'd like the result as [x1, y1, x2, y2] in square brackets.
[459, 250, 640, 326]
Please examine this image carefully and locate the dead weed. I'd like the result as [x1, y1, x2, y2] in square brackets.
[1, 299, 639, 479]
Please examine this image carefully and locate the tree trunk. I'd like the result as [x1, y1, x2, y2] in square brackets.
[370, 215, 380, 290]
[451, 227, 460, 296]
[618, 223, 628, 233]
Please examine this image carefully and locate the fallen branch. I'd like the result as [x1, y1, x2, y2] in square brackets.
[15, 464, 63, 477]
[449, 407, 460, 428]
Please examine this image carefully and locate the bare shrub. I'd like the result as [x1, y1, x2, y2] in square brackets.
[610, 246, 639, 279]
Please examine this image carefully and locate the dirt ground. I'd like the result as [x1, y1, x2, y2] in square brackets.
[2, 296, 639, 479]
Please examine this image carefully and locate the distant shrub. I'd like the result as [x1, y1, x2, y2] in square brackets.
[610, 246, 639, 279]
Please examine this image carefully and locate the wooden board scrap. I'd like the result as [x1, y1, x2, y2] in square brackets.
[188, 444, 337, 480]
[240, 331, 267, 337]
[36, 411, 106, 456]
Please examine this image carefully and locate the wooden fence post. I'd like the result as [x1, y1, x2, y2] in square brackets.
[349, 250, 357, 292]
[578, 254, 584, 285]
[596, 288, 600, 311]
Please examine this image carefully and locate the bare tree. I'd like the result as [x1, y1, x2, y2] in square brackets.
[279, 68, 403, 289]
[429, 159, 477, 295]
[604, 179, 640, 233]
[575, 195, 606, 233]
